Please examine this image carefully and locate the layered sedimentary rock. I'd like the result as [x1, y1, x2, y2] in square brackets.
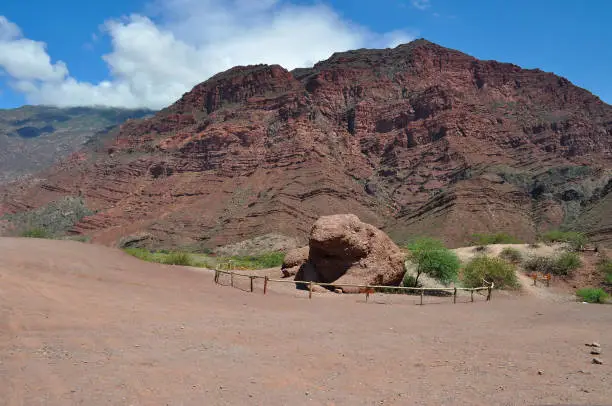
[2, 40, 611, 248]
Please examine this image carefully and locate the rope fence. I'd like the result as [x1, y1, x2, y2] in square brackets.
[213, 268, 494, 305]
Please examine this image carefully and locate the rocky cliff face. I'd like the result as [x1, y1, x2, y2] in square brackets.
[2, 40, 611, 248]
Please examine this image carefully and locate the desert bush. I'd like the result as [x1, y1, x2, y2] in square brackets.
[499, 247, 523, 263]
[541, 230, 588, 251]
[598, 259, 612, 284]
[405, 238, 460, 286]
[471, 233, 521, 245]
[162, 252, 193, 266]
[524, 256, 557, 274]
[524, 252, 582, 276]
[461, 256, 519, 289]
[21, 228, 52, 239]
[576, 288, 609, 304]
[5, 196, 93, 238]
[555, 252, 582, 275]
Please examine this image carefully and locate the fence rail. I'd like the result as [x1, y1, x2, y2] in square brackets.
[214, 269, 494, 304]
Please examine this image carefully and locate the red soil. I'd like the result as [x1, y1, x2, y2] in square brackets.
[1, 237, 611, 405]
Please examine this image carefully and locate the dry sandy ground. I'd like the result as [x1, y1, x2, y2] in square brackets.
[1, 238, 612, 406]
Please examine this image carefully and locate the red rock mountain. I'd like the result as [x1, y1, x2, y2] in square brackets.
[2, 39, 611, 249]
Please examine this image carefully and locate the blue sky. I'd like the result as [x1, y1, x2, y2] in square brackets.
[0, 0, 610, 109]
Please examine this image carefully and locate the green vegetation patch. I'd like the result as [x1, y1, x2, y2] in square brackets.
[461, 256, 519, 290]
[524, 252, 582, 277]
[123, 248, 284, 270]
[554, 252, 582, 275]
[4, 196, 93, 238]
[162, 252, 193, 266]
[597, 259, 612, 284]
[499, 247, 523, 263]
[222, 252, 285, 269]
[405, 237, 460, 286]
[576, 288, 609, 304]
[541, 230, 588, 251]
[21, 228, 52, 239]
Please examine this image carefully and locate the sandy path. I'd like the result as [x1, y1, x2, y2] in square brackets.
[1, 238, 611, 405]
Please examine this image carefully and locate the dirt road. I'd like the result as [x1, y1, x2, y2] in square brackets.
[1, 238, 611, 405]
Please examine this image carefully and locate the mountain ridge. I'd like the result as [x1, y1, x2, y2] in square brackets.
[1, 39, 610, 249]
[0, 106, 153, 184]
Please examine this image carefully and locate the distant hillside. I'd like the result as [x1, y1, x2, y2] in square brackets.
[0, 106, 152, 184]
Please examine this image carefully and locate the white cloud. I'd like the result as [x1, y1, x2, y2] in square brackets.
[411, 0, 431, 10]
[0, 2, 414, 109]
[0, 16, 21, 40]
[0, 16, 68, 82]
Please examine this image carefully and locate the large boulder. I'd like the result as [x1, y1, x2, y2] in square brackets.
[294, 214, 406, 290]
[281, 245, 309, 278]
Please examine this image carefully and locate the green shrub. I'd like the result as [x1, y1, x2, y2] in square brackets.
[524, 253, 582, 276]
[524, 256, 557, 274]
[461, 256, 519, 289]
[21, 228, 52, 239]
[406, 238, 460, 286]
[576, 288, 609, 303]
[162, 252, 193, 266]
[598, 259, 612, 284]
[499, 247, 523, 263]
[124, 247, 154, 261]
[555, 252, 582, 276]
[472, 233, 522, 245]
[541, 230, 588, 251]
[402, 273, 421, 288]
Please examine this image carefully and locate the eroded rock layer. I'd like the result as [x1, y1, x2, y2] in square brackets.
[2, 40, 611, 248]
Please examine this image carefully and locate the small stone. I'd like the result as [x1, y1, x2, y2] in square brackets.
[586, 342, 601, 347]
[591, 348, 601, 355]
[592, 358, 603, 365]
[334, 289, 343, 294]
[537, 370, 544, 375]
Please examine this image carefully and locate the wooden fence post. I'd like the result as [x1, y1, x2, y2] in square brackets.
[250, 276, 254, 293]
[214, 270, 218, 284]
[471, 289, 474, 303]
[309, 281, 313, 299]
[365, 286, 370, 303]
[230, 272, 234, 288]
[420, 288, 424, 306]
[453, 287, 457, 304]
[264, 276, 268, 295]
